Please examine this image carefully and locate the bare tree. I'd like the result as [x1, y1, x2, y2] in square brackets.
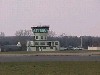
[48, 30, 56, 37]
[0, 32, 5, 37]
[15, 30, 33, 36]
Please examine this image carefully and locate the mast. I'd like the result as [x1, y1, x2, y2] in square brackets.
[81, 36, 83, 48]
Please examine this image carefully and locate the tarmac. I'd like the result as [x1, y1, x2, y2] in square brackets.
[0, 52, 100, 62]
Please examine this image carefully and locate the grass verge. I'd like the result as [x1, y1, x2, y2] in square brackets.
[0, 50, 100, 54]
[0, 61, 100, 75]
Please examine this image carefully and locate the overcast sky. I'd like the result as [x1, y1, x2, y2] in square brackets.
[0, 0, 100, 36]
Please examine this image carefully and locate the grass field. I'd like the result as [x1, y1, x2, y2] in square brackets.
[0, 61, 100, 75]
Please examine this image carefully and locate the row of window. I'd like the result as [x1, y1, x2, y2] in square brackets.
[34, 36, 47, 40]
[35, 42, 58, 45]
[42, 47, 54, 49]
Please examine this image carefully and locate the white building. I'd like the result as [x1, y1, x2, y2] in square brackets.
[88, 47, 100, 50]
[27, 26, 60, 51]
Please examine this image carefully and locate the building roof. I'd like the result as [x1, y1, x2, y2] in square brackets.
[31, 26, 49, 30]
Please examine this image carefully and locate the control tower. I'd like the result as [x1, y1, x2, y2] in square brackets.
[31, 26, 49, 41]
[27, 26, 60, 51]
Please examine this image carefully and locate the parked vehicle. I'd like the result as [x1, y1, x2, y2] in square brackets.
[73, 47, 83, 50]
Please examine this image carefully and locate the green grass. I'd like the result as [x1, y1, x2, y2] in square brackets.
[0, 61, 100, 75]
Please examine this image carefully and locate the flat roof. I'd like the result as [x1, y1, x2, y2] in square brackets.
[31, 26, 49, 30]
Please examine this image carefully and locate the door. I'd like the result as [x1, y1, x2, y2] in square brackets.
[36, 47, 39, 51]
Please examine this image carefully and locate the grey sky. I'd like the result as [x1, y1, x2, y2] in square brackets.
[0, 0, 100, 36]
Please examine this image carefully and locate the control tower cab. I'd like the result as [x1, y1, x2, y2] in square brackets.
[31, 26, 49, 41]
[27, 26, 60, 51]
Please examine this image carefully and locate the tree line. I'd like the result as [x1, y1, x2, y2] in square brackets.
[0, 30, 100, 50]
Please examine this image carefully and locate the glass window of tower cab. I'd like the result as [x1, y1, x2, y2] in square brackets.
[27, 26, 60, 51]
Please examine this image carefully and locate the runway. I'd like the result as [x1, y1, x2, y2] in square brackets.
[0, 55, 100, 62]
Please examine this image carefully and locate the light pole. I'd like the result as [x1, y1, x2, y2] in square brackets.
[81, 36, 83, 48]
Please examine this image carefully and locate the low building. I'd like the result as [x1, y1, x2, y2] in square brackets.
[27, 26, 60, 51]
[1, 45, 21, 52]
[1, 42, 22, 52]
[88, 47, 100, 50]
